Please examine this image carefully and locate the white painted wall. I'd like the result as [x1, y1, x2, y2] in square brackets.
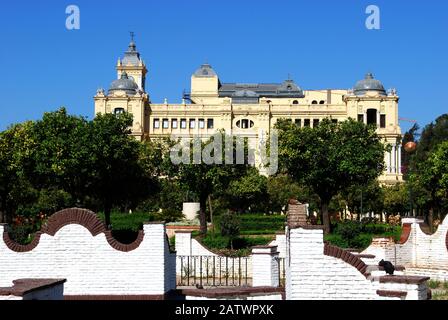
[361, 216, 448, 279]
[0, 223, 175, 296]
[286, 228, 378, 300]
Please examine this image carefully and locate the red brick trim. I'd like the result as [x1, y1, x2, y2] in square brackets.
[41, 208, 107, 236]
[3, 231, 43, 253]
[399, 223, 412, 244]
[64, 294, 166, 300]
[180, 287, 285, 299]
[379, 275, 430, 285]
[104, 230, 144, 252]
[324, 243, 369, 278]
[376, 290, 407, 298]
[2, 208, 145, 253]
[0, 279, 66, 297]
[353, 254, 376, 259]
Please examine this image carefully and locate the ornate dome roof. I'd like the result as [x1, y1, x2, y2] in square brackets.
[109, 72, 139, 95]
[277, 79, 304, 96]
[193, 63, 217, 77]
[354, 73, 386, 96]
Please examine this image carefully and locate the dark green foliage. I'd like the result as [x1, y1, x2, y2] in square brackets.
[326, 221, 403, 249]
[198, 233, 273, 256]
[219, 211, 240, 249]
[276, 118, 387, 234]
[239, 214, 286, 234]
[97, 211, 155, 232]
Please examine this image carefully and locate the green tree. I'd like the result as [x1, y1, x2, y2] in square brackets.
[343, 181, 384, 221]
[267, 174, 313, 214]
[226, 167, 268, 213]
[219, 211, 240, 250]
[382, 183, 409, 217]
[0, 122, 36, 223]
[174, 133, 251, 235]
[87, 112, 152, 228]
[276, 118, 387, 234]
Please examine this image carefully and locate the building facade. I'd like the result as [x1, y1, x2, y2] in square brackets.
[94, 39, 403, 184]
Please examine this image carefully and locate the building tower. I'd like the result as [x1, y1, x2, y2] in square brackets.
[94, 35, 150, 141]
[116, 32, 147, 91]
[344, 73, 402, 183]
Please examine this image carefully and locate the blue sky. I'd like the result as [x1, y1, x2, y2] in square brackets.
[0, 0, 447, 132]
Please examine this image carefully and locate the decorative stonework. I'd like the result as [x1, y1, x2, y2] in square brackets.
[2, 208, 145, 253]
[399, 223, 412, 244]
[323, 243, 369, 278]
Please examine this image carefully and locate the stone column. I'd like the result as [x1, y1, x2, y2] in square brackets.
[392, 144, 397, 173]
[398, 144, 402, 174]
[252, 246, 280, 287]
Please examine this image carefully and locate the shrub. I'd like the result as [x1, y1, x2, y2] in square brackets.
[324, 234, 349, 248]
[334, 221, 362, 241]
[220, 212, 241, 249]
[98, 211, 155, 232]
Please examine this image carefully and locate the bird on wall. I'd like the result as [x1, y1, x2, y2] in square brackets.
[379, 259, 395, 275]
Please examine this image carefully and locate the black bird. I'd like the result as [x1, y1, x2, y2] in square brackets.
[379, 259, 395, 275]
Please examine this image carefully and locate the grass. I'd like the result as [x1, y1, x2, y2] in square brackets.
[429, 281, 448, 300]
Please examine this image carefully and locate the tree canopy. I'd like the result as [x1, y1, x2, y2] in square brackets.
[276, 118, 387, 233]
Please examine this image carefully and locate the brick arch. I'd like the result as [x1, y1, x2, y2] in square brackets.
[398, 223, 412, 244]
[2, 208, 144, 252]
[324, 243, 369, 278]
[41, 208, 107, 236]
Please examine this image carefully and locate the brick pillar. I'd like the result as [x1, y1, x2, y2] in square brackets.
[252, 246, 279, 287]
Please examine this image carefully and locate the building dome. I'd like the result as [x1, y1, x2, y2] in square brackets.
[193, 63, 217, 77]
[109, 72, 139, 95]
[353, 73, 386, 96]
[277, 79, 304, 97]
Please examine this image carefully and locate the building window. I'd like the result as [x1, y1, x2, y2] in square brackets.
[114, 108, 125, 115]
[180, 119, 187, 129]
[207, 119, 214, 129]
[358, 114, 364, 123]
[162, 119, 169, 129]
[319, 100, 325, 105]
[295, 119, 302, 127]
[313, 119, 320, 127]
[189, 119, 196, 129]
[380, 115, 386, 128]
[304, 119, 311, 127]
[292, 100, 299, 105]
[236, 119, 254, 129]
[153, 118, 160, 129]
[311, 100, 318, 105]
[199, 119, 205, 129]
[367, 109, 377, 126]
[172, 119, 178, 129]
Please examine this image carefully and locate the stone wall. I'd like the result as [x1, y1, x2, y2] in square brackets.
[0, 208, 176, 297]
[361, 216, 448, 281]
[285, 202, 430, 300]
